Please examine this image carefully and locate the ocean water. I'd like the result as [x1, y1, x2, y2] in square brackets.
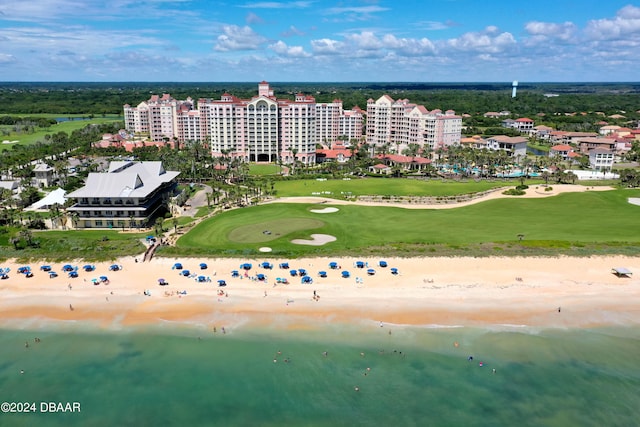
[0, 323, 639, 427]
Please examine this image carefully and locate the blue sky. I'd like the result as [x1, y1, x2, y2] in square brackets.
[0, 0, 639, 82]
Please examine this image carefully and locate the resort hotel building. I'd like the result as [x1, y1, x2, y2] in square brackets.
[66, 161, 179, 229]
[124, 82, 461, 165]
[366, 95, 462, 154]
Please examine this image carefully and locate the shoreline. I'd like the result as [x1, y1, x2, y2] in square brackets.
[0, 255, 638, 334]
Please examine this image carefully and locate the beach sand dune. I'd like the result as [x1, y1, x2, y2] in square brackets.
[0, 255, 637, 331]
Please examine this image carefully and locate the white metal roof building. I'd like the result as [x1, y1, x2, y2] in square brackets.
[66, 161, 179, 229]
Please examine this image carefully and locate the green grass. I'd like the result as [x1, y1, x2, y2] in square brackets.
[0, 115, 122, 146]
[165, 189, 640, 258]
[249, 163, 282, 176]
[228, 218, 325, 243]
[274, 177, 509, 198]
[0, 230, 147, 262]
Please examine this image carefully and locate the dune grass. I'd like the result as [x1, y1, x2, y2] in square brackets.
[0, 230, 147, 262]
[166, 189, 640, 258]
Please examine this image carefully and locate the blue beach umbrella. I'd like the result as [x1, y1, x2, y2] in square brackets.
[391, 268, 398, 275]
[181, 270, 190, 277]
[341, 271, 350, 278]
[355, 261, 365, 268]
[40, 265, 52, 272]
[231, 270, 240, 278]
[318, 271, 327, 278]
[241, 263, 252, 270]
[301, 276, 313, 284]
[199, 263, 207, 270]
[298, 268, 307, 276]
[217, 279, 227, 287]
[367, 268, 376, 275]
[172, 262, 183, 270]
[329, 262, 338, 269]
[290, 269, 298, 277]
[379, 260, 388, 268]
[256, 273, 266, 281]
[279, 262, 289, 269]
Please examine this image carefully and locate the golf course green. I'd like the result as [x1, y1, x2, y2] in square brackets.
[170, 188, 640, 257]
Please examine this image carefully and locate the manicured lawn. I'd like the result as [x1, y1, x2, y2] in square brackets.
[249, 163, 282, 176]
[168, 189, 640, 257]
[274, 177, 510, 198]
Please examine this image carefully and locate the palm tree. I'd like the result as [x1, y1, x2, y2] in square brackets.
[154, 217, 165, 236]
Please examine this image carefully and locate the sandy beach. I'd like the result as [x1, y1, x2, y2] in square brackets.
[0, 255, 638, 332]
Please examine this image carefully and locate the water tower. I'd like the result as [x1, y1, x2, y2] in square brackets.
[512, 80, 518, 98]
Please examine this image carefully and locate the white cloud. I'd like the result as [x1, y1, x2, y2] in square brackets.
[585, 5, 640, 41]
[238, 1, 313, 9]
[381, 34, 436, 56]
[281, 25, 305, 37]
[524, 21, 577, 42]
[446, 27, 517, 54]
[0, 53, 16, 64]
[412, 20, 455, 31]
[344, 31, 383, 50]
[269, 40, 310, 57]
[214, 25, 267, 51]
[310, 38, 344, 55]
[245, 12, 264, 25]
[325, 5, 389, 15]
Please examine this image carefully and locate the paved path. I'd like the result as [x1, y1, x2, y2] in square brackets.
[180, 184, 212, 217]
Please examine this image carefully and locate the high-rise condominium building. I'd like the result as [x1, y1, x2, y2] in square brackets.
[124, 84, 461, 163]
[366, 95, 462, 154]
[124, 82, 364, 165]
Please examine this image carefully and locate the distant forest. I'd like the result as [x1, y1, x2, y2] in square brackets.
[0, 81, 639, 119]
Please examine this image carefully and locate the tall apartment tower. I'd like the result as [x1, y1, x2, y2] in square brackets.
[366, 95, 461, 154]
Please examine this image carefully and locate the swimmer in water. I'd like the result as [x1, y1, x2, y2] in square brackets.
[354, 386, 360, 392]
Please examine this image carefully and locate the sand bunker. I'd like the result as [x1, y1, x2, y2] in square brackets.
[259, 247, 273, 252]
[310, 207, 339, 214]
[291, 234, 337, 246]
[629, 198, 640, 206]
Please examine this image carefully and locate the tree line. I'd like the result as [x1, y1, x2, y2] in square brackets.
[1, 82, 638, 120]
